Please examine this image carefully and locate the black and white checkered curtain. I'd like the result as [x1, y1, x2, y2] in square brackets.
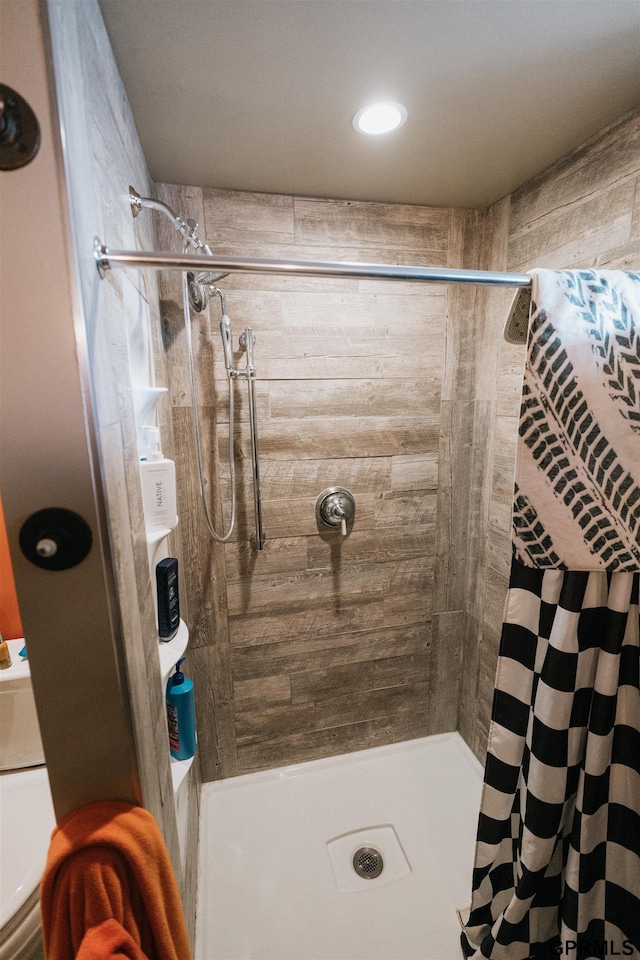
[461, 561, 640, 959]
[462, 270, 640, 959]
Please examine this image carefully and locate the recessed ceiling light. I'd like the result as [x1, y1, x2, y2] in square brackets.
[352, 101, 408, 135]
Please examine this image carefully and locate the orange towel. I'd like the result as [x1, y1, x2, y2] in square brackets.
[40, 801, 191, 960]
[75, 919, 149, 960]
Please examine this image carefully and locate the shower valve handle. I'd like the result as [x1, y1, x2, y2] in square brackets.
[315, 487, 355, 536]
[330, 502, 347, 536]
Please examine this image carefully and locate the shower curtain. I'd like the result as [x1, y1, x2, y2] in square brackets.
[462, 270, 640, 960]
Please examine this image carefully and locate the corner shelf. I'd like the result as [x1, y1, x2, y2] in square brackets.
[171, 754, 195, 793]
[134, 386, 168, 426]
[146, 526, 177, 573]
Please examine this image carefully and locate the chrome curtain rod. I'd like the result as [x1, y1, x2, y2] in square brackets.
[94, 240, 531, 288]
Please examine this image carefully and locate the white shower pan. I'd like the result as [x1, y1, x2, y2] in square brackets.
[197, 732, 483, 960]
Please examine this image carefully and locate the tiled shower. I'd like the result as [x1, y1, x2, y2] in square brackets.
[155, 118, 640, 783]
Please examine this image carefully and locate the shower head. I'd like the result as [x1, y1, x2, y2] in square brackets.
[196, 269, 230, 285]
[187, 271, 230, 312]
[129, 186, 230, 291]
[187, 272, 209, 313]
[185, 277, 234, 372]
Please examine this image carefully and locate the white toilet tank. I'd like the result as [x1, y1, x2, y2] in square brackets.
[0, 640, 53, 960]
[0, 640, 45, 771]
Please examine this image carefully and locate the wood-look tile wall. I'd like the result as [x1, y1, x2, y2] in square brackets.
[461, 107, 640, 762]
[158, 185, 483, 778]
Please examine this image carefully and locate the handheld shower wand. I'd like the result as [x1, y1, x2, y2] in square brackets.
[186, 277, 236, 383]
[220, 313, 235, 373]
[187, 269, 233, 316]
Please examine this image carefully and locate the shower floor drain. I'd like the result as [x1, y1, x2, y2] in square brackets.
[353, 846, 384, 879]
[326, 825, 410, 893]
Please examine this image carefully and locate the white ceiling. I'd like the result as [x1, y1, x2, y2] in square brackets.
[98, 0, 640, 208]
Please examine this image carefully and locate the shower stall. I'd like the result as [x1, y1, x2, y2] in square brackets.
[1, 1, 638, 958]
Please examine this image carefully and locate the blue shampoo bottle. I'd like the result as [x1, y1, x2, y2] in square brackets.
[166, 658, 197, 760]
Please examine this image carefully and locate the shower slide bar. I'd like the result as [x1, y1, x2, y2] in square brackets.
[94, 240, 531, 288]
[240, 327, 266, 551]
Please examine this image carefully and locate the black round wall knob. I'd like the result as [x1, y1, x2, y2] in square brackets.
[19, 508, 93, 571]
[0, 84, 41, 170]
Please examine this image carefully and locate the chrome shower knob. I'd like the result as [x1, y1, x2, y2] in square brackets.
[315, 487, 356, 536]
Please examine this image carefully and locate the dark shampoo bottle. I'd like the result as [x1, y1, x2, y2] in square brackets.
[156, 557, 180, 640]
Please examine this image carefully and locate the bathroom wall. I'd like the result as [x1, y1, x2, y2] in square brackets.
[157, 183, 483, 778]
[45, 0, 199, 936]
[461, 107, 640, 761]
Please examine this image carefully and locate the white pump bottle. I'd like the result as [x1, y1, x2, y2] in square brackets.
[139, 427, 179, 534]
